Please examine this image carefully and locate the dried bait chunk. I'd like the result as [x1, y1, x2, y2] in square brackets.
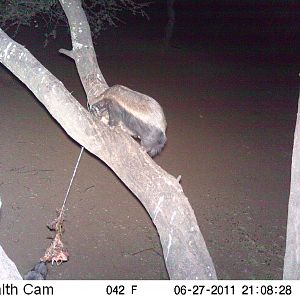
[41, 233, 69, 265]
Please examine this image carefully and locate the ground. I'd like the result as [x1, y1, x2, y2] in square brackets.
[0, 5, 298, 279]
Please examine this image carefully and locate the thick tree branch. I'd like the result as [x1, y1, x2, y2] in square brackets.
[0, 198, 22, 280]
[0, 245, 22, 280]
[58, 0, 108, 105]
[283, 90, 300, 279]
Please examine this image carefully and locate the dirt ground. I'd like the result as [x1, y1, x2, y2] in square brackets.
[0, 5, 298, 280]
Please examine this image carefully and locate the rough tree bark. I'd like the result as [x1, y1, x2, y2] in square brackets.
[0, 0, 217, 279]
[283, 90, 300, 279]
[0, 245, 22, 280]
[57, 0, 108, 104]
[0, 197, 22, 279]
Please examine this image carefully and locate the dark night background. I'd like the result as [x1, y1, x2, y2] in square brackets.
[150, 1, 300, 62]
[1, 0, 300, 279]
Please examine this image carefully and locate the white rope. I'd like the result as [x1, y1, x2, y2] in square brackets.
[58, 106, 93, 218]
[59, 146, 84, 218]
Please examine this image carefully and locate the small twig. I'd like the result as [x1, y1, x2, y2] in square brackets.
[130, 247, 162, 257]
[83, 185, 95, 192]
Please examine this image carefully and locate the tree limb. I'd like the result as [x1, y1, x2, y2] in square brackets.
[0, 197, 22, 280]
[283, 89, 300, 279]
[58, 0, 108, 105]
[0, 245, 22, 280]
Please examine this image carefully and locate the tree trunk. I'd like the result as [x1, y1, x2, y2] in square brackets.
[0, 0, 217, 279]
[0, 197, 22, 279]
[164, 0, 176, 49]
[283, 90, 300, 279]
[0, 245, 22, 280]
